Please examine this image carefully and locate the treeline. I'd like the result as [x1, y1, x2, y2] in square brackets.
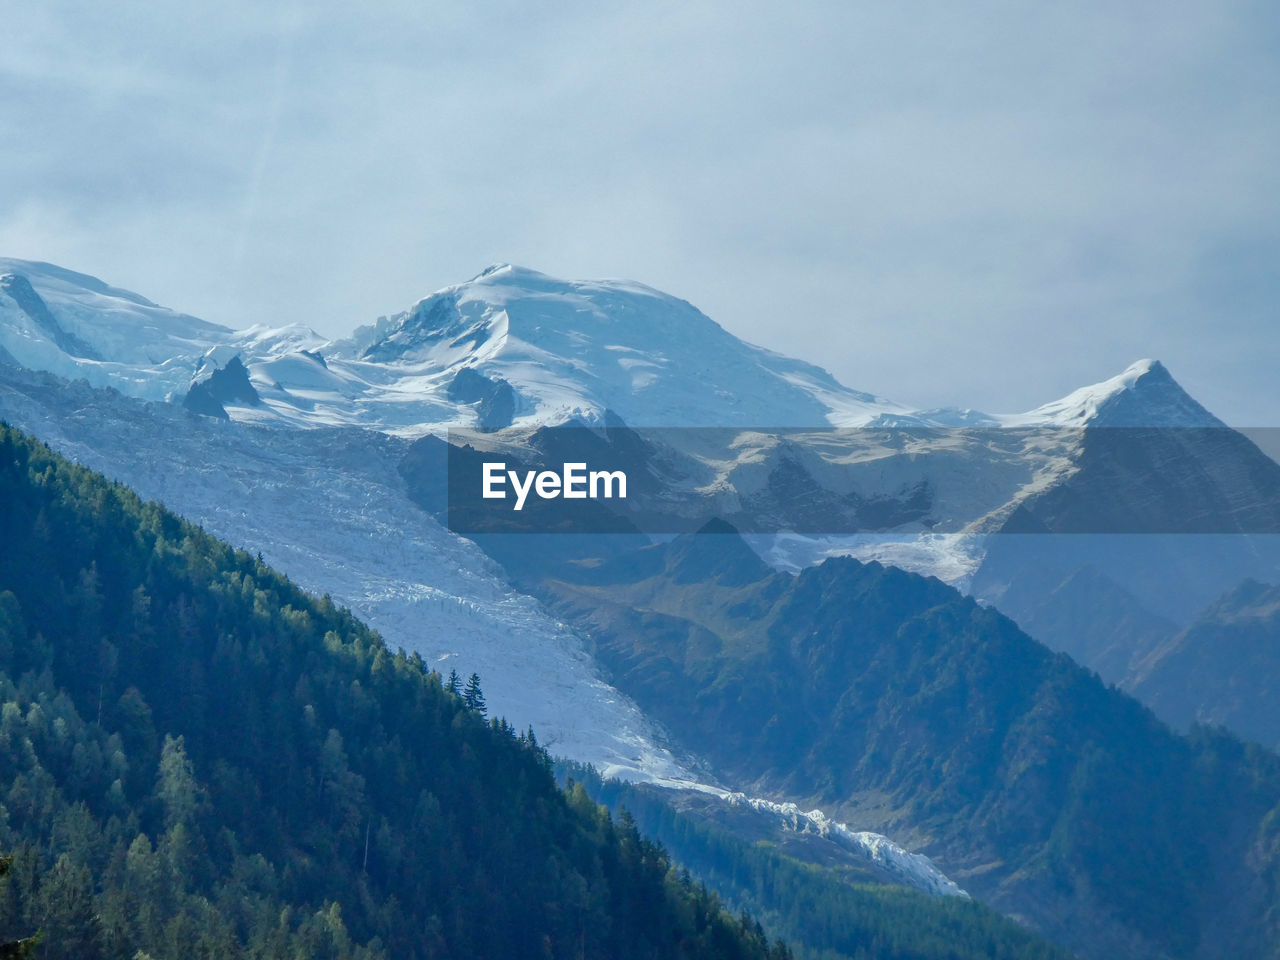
[557, 762, 1074, 960]
[0, 422, 790, 959]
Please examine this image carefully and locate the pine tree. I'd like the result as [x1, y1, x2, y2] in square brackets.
[0, 855, 39, 958]
[30, 854, 95, 959]
[155, 734, 201, 828]
[463, 674, 486, 716]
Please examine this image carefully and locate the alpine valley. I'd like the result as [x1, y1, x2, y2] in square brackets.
[2, 258, 1279, 959]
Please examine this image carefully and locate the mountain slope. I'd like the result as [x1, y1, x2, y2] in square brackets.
[492, 525, 1280, 960]
[0, 363, 694, 786]
[0, 415, 1084, 959]
[1127, 579, 1280, 748]
[978, 564, 1179, 684]
[0, 421, 795, 960]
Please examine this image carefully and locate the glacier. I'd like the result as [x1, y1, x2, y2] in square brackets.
[722, 795, 968, 899]
[0, 369, 696, 786]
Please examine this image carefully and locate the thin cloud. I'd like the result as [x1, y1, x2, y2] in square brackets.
[0, 0, 1276, 423]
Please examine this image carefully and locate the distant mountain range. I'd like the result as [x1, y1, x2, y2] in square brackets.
[2, 256, 1279, 959]
[0, 258, 904, 429]
[0, 257, 1230, 432]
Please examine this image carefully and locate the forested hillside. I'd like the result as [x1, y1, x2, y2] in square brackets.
[0, 422, 791, 959]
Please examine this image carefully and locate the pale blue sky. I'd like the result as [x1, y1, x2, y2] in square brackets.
[2, 1, 1277, 422]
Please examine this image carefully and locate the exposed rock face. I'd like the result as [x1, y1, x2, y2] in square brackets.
[1, 272, 103, 360]
[446, 366, 517, 431]
[183, 355, 262, 419]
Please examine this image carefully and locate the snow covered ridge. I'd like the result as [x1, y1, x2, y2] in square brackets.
[0, 257, 1218, 435]
[723, 795, 968, 898]
[0, 260, 235, 402]
[4, 255, 1266, 589]
[0, 259, 906, 431]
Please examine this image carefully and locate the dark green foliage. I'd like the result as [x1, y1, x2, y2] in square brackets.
[559, 762, 1075, 960]
[461, 674, 486, 717]
[0, 423, 790, 960]
[0, 857, 39, 958]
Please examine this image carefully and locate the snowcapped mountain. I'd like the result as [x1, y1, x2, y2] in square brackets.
[6, 253, 1275, 603]
[0, 258, 945, 785]
[1000, 357, 1225, 428]
[0, 259, 917, 432]
[0, 259, 232, 401]
[0, 256, 1236, 436]
[329, 263, 916, 428]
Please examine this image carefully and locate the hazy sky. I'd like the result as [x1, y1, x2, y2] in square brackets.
[2, 1, 1277, 423]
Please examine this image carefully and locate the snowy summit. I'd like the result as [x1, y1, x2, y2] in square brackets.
[0, 257, 1212, 435]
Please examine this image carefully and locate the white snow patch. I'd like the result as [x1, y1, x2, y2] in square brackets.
[714, 793, 968, 898]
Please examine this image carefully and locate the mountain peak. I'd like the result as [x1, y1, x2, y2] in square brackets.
[341, 264, 903, 428]
[665, 519, 774, 586]
[1009, 358, 1222, 428]
[0, 257, 161, 309]
[0, 259, 234, 402]
[468, 263, 552, 284]
[474, 262, 514, 280]
[1111, 358, 1180, 393]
